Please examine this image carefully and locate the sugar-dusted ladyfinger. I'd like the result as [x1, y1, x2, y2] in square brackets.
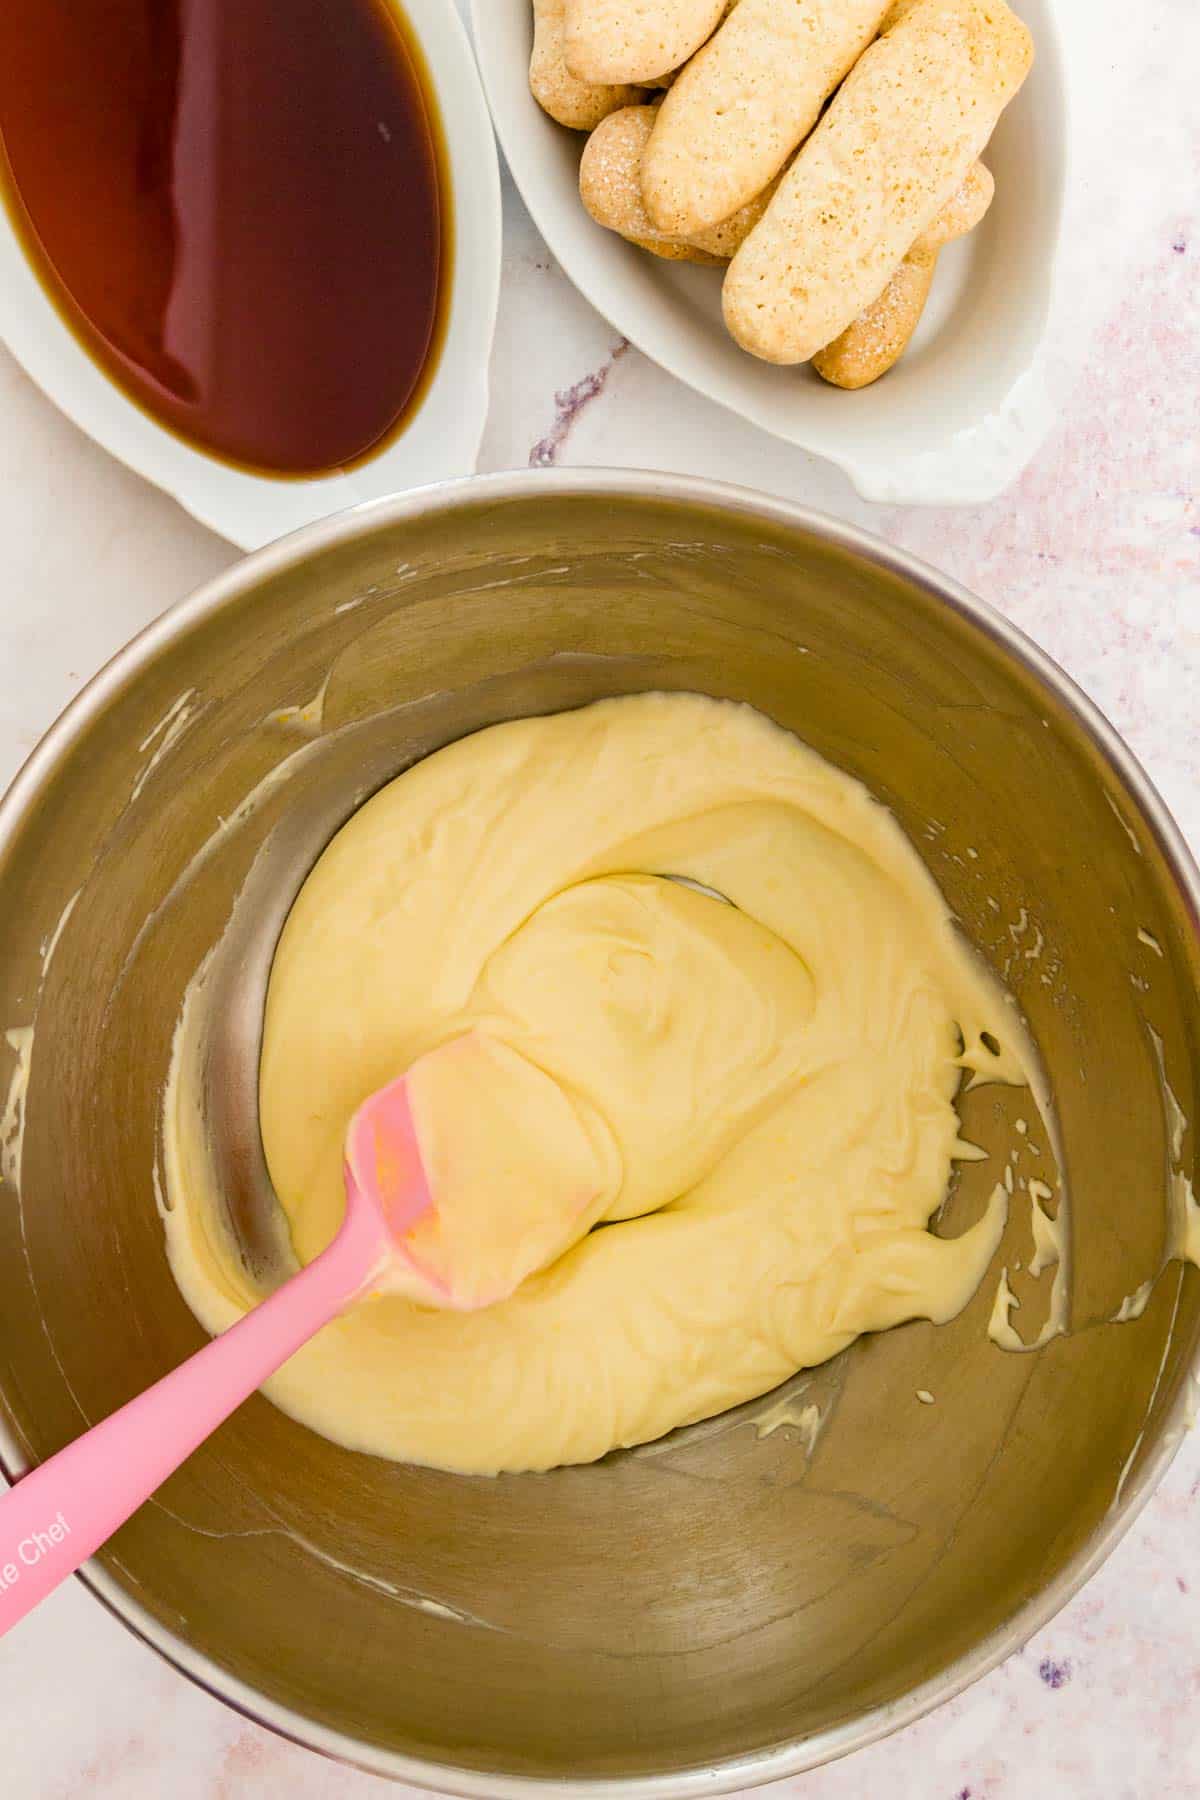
[579, 103, 778, 261]
[563, 0, 728, 85]
[922, 158, 996, 250]
[813, 161, 993, 388]
[642, 0, 889, 238]
[723, 0, 1032, 365]
[813, 249, 940, 390]
[530, 0, 645, 130]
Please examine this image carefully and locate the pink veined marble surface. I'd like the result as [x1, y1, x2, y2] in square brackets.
[0, 2, 1197, 1795]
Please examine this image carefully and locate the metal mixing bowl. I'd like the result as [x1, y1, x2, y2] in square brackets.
[0, 472, 1197, 1792]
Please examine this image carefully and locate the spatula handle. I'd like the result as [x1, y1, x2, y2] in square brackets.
[0, 1209, 379, 1639]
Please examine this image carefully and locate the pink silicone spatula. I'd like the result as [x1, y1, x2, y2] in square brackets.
[0, 1033, 596, 1639]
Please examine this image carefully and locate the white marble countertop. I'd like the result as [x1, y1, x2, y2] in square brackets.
[1, 2, 1199, 1794]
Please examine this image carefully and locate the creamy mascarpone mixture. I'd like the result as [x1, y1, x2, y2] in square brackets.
[163, 692, 1030, 1475]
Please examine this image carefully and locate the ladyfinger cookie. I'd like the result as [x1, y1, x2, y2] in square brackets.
[693, 178, 780, 259]
[530, 0, 645, 130]
[923, 158, 995, 250]
[580, 103, 777, 261]
[813, 161, 993, 388]
[563, 0, 728, 85]
[642, 0, 889, 238]
[812, 249, 939, 390]
[629, 236, 728, 265]
[723, 0, 1032, 365]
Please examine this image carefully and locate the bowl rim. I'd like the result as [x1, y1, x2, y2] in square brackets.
[0, 0, 502, 551]
[1, 468, 1197, 1794]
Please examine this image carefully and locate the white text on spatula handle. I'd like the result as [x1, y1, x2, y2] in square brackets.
[0, 1509, 71, 1594]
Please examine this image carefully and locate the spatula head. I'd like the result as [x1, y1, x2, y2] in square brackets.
[343, 1032, 619, 1311]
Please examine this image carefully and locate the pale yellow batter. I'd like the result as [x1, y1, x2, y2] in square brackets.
[163, 692, 1029, 1475]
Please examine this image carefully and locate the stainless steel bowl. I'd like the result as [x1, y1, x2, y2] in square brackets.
[0, 472, 1197, 1793]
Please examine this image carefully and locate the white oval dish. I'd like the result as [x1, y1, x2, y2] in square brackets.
[0, 0, 501, 551]
[471, 0, 1066, 506]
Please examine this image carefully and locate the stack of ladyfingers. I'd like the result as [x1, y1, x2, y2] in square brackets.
[531, 0, 1033, 387]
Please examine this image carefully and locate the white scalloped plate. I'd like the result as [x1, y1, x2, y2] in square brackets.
[471, 0, 1065, 505]
[0, 0, 501, 550]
